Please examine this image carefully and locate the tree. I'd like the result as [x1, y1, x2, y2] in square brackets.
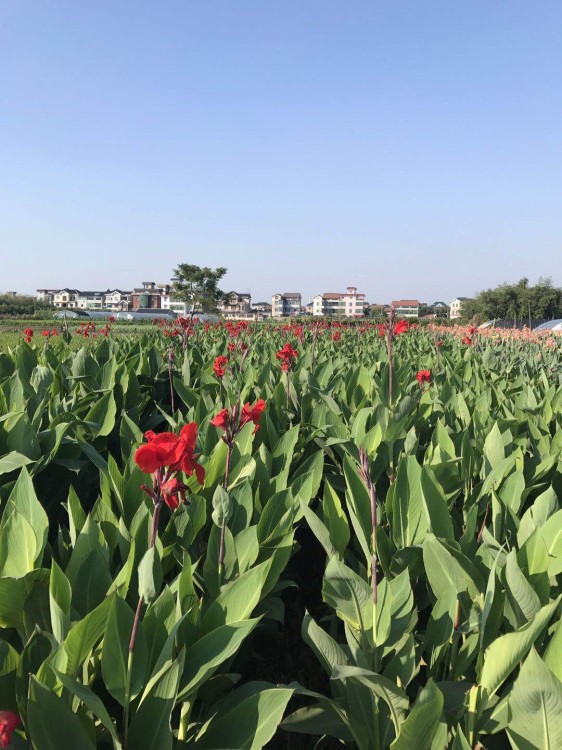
[461, 277, 562, 324]
[172, 264, 227, 318]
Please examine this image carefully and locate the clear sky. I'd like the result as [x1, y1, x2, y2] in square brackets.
[1, 1, 561, 304]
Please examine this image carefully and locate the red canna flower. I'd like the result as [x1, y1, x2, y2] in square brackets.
[227, 343, 236, 352]
[468, 326, 478, 335]
[109, 315, 115, 323]
[42, 330, 50, 337]
[213, 355, 228, 378]
[0, 712, 20, 748]
[135, 423, 205, 484]
[462, 336, 472, 345]
[275, 342, 298, 371]
[210, 409, 230, 431]
[239, 399, 266, 434]
[416, 369, 431, 385]
[160, 477, 187, 510]
[393, 320, 409, 335]
[51, 329, 59, 336]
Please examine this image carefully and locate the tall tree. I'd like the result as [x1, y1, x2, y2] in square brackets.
[461, 277, 562, 324]
[172, 264, 227, 318]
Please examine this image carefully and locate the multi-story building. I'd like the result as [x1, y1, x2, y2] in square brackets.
[36, 289, 58, 305]
[312, 293, 341, 316]
[312, 287, 365, 317]
[105, 290, 132, 311]
[161, 295, 189, 316]
[76, 291, 106, 310]
[52, 289, 80, 308]
[218, 292, 252, 320]
[449, 297, 471, 320]
[271, 292, 302, 317]
[392, 299, 420, 318]
[340, 286, 365, 317]
[132, 281, 172, 310]
[251, 302, 272, 318]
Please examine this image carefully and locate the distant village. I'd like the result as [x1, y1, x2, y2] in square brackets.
[31, 282, 470, 320]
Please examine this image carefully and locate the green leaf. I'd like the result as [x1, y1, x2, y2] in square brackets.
[302, 610, 349, 675]
[27, 676, 96, 750]
[201, 559, 272, 632]
[55, 670, 122, 749]
[322, 558, 372, 632]
[49, 560, 71, 644]
[0, 451, 33, 476]
[0, 511, 36, 577]
[504, 549, 541, 627]
[211, 485, 232, 528]
[425, 586, 457, 670]
[194, 688, 294, 749]
[391, 679, 444, 750]
[63, 594, 113, 676]
[544, 617, 562, 682]
[506, 648, 562, 750]
[102, 594, 147, 706]
[420, 466, 454, 540]
[177, 619, 259, 702]
[86, 391, 117, 438]
[138, 546, 163, 603]
[127, 652, 184, 750]
[479, 597, 560, 701]
[423, 534, 482, 600]
[391, 456, 428, 549]
[322, 479, 350, 556]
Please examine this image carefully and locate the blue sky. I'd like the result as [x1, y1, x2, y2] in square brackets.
[1, 1, 561, 303]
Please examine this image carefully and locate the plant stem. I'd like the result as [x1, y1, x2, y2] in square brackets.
[359, 449, 378, 669]
[123, 497, 161, 749]
[168, 348, 175, 414]
[218, 441, 233, 580]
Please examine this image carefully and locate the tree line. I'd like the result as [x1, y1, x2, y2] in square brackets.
[462, 277, 562, 324]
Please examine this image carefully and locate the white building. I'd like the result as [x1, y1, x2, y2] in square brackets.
[218, 292, 253, 320]
[104, 290, 132, 311]
[450, 297, 471, 320]
[52, 289, 80, 308]
[312, 287, 365, 317]
[161, 294, 189, 316]
[36, 289, 58, 305]
[391, 300, 420, 318]
[272, 293, 302, 317]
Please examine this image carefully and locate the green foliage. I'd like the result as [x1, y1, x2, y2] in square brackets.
[0, 319, 560, 748]
[462, 276, 562, 322]
[171, 263, 227, 314]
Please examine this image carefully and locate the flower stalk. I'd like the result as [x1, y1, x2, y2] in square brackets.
[358, 447, 378, 669]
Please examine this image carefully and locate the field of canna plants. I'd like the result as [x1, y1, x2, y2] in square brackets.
[0, 317, 561, 749]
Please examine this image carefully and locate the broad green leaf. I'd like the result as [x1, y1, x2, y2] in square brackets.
[194, 688, 294, 749]
[391, 679, 444, 750]
[506, 648, 562, 750]
[479, 597, 560, 700]
[177, 619, 259, 701]
[49, 560, 71, 644]
[423, 534, 482, 600]
[138, 546, 163, 603]
[101, 594, 147, 706]
[27, 676, 96, 750]
[127, 653, 184, 750]
[201, 559, 272, 632]
[391, 456, 428, 549]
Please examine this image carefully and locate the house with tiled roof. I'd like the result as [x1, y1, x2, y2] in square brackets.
[391, 299, 420, 318]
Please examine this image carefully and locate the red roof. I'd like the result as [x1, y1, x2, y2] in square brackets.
[392, 299, 419, 306]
